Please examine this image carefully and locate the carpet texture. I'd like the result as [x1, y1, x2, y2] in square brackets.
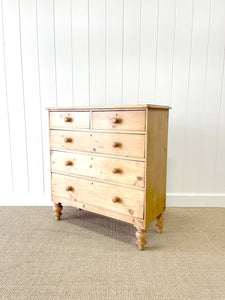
[0, 207, 224, 300]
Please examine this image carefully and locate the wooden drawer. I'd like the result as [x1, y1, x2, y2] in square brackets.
[51, 150, 145, 187]
[92, 110, 146, 131]
[49, 111, 89, 129]
[51, 173, 144, 218]
[50, 130, 145, 158]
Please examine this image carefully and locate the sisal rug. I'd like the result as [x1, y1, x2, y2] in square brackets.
[0, 207, 224, 299]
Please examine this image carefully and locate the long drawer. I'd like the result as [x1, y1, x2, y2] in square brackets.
[51, 150, 145, 188]
[51, 173, 144, 218]
[92, 110, 146, 131]
[50, 111, 90, 129]
[50, 130, 145, 158]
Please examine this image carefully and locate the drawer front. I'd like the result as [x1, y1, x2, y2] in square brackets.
[50, 130, 145, 158]
[92, 110, 146, 131]
[49, 111, 89, 129]
[51, 173, 144, 218]
[51, 151, 145, 187]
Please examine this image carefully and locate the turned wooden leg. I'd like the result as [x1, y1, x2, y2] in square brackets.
[53, 202, 63, 221]
[135, 228, 147, 251]
[156, 213, 163, 234]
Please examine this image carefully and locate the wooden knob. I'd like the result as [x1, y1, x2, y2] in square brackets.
[64, 117, 72, 122]
[112, 168, 120, 174]
[112, 117, 119, 124]
[66, 185, 73, 191]
[112, 142, 120, 148]
[112, 197, 121, 203]
[65, 161, 73, 166]
[64, 137, 72, 143]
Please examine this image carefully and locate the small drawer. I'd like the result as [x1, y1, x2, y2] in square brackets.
[49, 111, 89, 129]
[51, 150, 145, 187]
[51, 173, 144, 218]
[92, 110, 146, 131]
[50, 130, 145, 158]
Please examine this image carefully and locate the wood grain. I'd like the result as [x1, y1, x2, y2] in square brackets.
[46, 104, 171, 110]
[145, 108, 169, 228]
[50, 148, 145, 162]
[51, 173, 145, 218]
[53, 202, 63, 220]
[156, 213, 163, 234]
[50, 111, 90, 129]
[135, 228, 147, 250]
[50, 130, 145, 158]
[92, 110, 146, 131]
[48, 105, 170, 250]
[51, 150, 145, 187]
[52, 195, 145, 229]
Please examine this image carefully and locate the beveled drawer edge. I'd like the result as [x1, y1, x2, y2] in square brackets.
[51, 171, 145, 191]
[50, 148, 146, 162]
[48, 128, 146, 134]
[52, 195, 145, 229]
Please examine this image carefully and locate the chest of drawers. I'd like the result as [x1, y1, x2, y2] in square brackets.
[47, 104, 170, 250]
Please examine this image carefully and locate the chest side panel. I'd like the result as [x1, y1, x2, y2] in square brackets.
[145, 108, 169, 227]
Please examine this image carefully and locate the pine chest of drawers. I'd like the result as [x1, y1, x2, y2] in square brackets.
[47, 104, 170, 250]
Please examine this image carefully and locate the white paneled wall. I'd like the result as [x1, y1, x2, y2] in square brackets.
[0, 0, 224, 206]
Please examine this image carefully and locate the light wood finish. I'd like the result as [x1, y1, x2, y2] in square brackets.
[49, 128, 146, 135]
[52, 195, 145, 229]
[135, 228, 147, 251]
[51, 150, 145, 187]
[53, 202, 63, 220]
[156, 213, 163, 234]
[50, 111, 89, 129]
[52, 173, 144, 218]
[50, 130, 145, 158]
[50, 148, 145, 162]
[144, 108, 169, 228]
[47, 104, 170, 250]
[92, 110, 146, 131]
[47, 104, 171, 111]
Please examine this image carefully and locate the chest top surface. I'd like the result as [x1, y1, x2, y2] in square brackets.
[46, 104, 171, 111]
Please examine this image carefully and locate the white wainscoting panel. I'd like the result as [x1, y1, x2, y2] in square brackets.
[0, 0, 224, 206]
